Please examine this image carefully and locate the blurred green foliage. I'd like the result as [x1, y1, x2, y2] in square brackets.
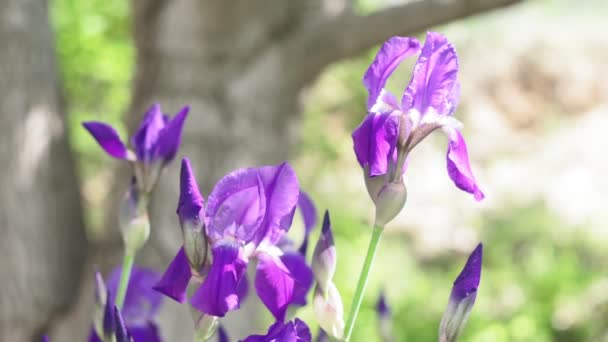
[51, 0, 607, 341]
[52, 0, 133, 177]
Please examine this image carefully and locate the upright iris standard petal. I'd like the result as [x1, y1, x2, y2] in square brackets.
[363, 37, 421, 110]
[153, 247, 192, 303]
[191, 243, 248, 317]
[177, 158, 207, 269]
[402, 32, 459, 116]
[351, 112, 400, 177]
[255, 252, 313, 321]
[82, 122, 130, 159]
[445, 128, 484, 201]
[206, 168, 266, 244]
[297, 191, 318, 255]
[131, 103, 166, 161]
[439, 243, 483, 342]
[242, 318, 312, 342]
[255, 162, 300, 245]
[156, 106, 189, 164]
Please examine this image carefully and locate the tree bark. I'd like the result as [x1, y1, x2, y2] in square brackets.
[0, 0, 87, 341]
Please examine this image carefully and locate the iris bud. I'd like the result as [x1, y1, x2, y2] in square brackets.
[311, 211, 336, 293]
[313, 283, 345, 339]
[374, 182, 407, 227]
[119, 179, 150, 254]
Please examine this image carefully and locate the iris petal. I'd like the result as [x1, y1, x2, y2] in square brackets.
[255, 252, 313, 321]
[351, 112, 400, 177]
[153, 247, 192, 303]
[82, 122, 130, 159]
[363, 36, 421, 110]
[402, 32, 459, 116]
[445, 128, 484, 201]
[191, 244, 248, 317]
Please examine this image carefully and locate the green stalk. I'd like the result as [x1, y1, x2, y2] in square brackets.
[115, 251, 135, 309]
[344, 225, 384, 341]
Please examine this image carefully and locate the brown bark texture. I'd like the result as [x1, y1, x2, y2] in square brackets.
[0, 0, 87, 341]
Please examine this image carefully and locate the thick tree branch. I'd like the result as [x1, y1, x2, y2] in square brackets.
[290, 0, 523, 83]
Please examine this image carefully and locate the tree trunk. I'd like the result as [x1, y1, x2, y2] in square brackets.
[0, 0, 87, 341]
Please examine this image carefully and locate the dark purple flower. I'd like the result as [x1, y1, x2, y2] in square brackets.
[439, 243, 483, 342]
[41, 336, 49, 342]
[83, 104, 189, 193]
[155, 159, 313, 321]
[376, 290, 390, 320]
[90, 266, 163, 342]
[241, 318, 312, 342]
[376, 290, 393, 342]
[352, 33, 484, 204]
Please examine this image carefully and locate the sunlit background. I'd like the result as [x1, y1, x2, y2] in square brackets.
[52, 0, 608, 341]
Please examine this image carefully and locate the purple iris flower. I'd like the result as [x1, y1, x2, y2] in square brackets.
[352, 32, 484, 203]
[439, 243, 483, 342]
[90, 266, 163, 342]
[241, 318, 312, 342]
[155, 159, 313, 321]
[83, 104, 189, 193]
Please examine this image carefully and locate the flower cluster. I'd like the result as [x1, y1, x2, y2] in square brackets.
[63, 31, 489, 342]
[352, 32, 484, 226]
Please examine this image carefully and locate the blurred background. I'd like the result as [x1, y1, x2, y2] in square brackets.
[1, 0, 607, 341]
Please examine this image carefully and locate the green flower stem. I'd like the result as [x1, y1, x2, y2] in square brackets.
[344, 224, 384, 341]
[115, 251, 135, 309]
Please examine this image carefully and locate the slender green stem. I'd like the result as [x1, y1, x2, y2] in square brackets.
[344, 225, 384, 341]
[115, 252, 135, 309]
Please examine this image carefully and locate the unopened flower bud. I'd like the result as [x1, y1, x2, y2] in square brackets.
[313, 283, 344, 339]
[364, 168, 386, 204]
[312, 211, 336, 293]
[374, 182, 407, 227]
[439, 243, 483, 342]
[119, 179, 150, 254]
[177, 158, 208, 272]
[376, 290, 394, 342]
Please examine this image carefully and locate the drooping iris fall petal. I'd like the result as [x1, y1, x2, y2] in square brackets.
[153, 247, 192, 303]
[191, 243, 248, 317]
[255, 252, 313, 321]
[82, 122, 130, 159]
